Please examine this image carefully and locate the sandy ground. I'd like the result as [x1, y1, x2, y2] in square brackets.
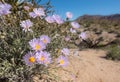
[33, 49, 120, 82]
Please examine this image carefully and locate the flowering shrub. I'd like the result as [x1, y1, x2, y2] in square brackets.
[0, 1, 79, 82]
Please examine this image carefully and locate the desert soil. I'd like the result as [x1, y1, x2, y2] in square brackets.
[33, 49, 120, 82]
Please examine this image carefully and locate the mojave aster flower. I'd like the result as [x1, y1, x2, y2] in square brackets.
[42, 51, 52, 66]
[0, 2, 11, 15]
[44, 55, 52, 66]
[29, 8, 45, 18]
[20, 19, 33, 32]
[23, 52, 36, 66]
[33, 8, 45, 16]
[52, 14, 64, 24]
[57, 55, 68, 67]
[35, 51, 51, 66]
[29, 12, 36, 18]
[29, 38, 46, 51]
[79, 32, 87, 40]
[24, 6, 30, 11]
[66, 12, 73, 19]
[45, 16, 55, 23]
[71, 21, 80, 29]
[70, 28, 76, 33]
[64, 36, 70, 41]
[40, 35, 50, 45]
[61, 48, 70, 56]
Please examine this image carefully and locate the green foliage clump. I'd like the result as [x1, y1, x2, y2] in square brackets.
[106, 45, 120, 60]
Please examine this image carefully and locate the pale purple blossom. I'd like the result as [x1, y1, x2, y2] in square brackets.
[70, 28, 76, 33]
[66, 12, 73, 19]
[0, 2, 11, 16]
[52, 14, 64, 24]
[23, 52, 36, 66]
[71, 21, 80, 29]
[29, 12, 36, 18]
[61, 48, 70, 56]
[35, 51, 51, 66]
[29, 8, 45, 18]
[40, 35, 50, 45]
[43, 52, 52, 66]
[79, 32, 87, 40]
[20, 19, 33, 32]
[45, 16, 55, 23]
[24, 6, 30, 11]
[33, 8, 45, 16]
[57, 55, 68, 67]
[29, 38, 46, 51]
[64, 36, 70, 41]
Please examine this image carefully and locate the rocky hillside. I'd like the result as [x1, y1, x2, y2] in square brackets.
[76, 14, 120, 33]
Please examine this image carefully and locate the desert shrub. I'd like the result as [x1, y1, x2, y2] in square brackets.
[0, 1, 77, 82]
[106, 45, 120, 60]
[77, 30, 117, 48]
[99, 31, 117, 45]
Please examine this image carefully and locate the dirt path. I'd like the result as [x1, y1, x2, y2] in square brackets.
[33, 49, 120, 82]
[52, 49, 120, 82]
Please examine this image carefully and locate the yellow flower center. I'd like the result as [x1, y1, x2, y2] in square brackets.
[40, 56, 45, 61]
[35, 44, 40, 50]
[59, 60, 64, 65]
[29, 57, 35, 63]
